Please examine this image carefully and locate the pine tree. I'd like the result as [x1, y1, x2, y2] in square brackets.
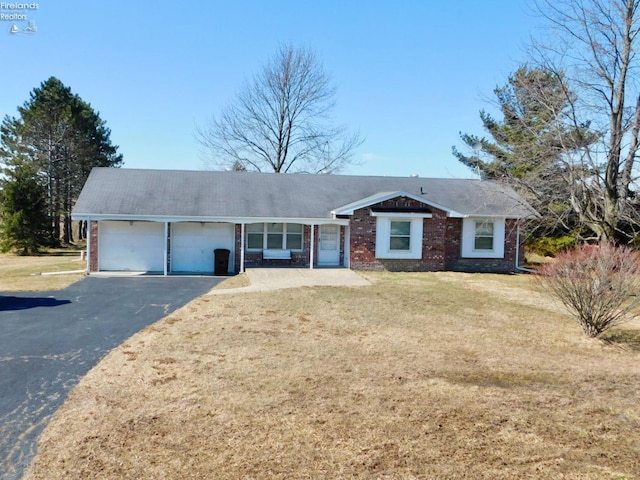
[452, 66, 596, 240]
[0, 77, 123, 245]
[0, 162, 50, 255]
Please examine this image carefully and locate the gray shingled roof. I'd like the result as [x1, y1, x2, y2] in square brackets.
[72, 168, 537, 220]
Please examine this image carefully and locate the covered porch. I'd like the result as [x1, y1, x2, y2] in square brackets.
[236, 220, 350, 273]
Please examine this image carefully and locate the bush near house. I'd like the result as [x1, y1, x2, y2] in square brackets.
[536, 242, 640, 337]
[526, 234, 576, 257]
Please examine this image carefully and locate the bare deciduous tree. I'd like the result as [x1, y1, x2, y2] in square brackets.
[536, 242, 640, 337]
[531, 0, 640, 243]
[198, 44, 362, 174]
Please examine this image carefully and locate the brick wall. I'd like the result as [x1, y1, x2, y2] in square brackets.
[349, 198, 524, 273]
[348, 206, 377, 269]
[233, 224, 241, 272]
[444, 218, 522, 273]
[89, 221, 98, 272]
[349, 197, 448, 272]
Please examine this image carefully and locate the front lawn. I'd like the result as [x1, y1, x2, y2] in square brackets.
[24, 272, 640, 479]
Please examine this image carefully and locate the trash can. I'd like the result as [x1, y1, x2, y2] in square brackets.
[214, 248, 231, 276]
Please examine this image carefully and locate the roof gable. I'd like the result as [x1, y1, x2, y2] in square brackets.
[332, 191, 462, 217]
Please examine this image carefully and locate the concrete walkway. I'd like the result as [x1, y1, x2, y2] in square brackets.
[208, 268, 371, 295]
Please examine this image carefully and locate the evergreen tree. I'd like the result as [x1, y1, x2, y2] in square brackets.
[0, 162, 50, 255]
[0, 77, 123, 245]
[452, 66, 597, 240]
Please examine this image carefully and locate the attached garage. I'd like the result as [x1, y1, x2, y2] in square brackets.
[99, 221, 165, 272]
[171, 222, 234, 274]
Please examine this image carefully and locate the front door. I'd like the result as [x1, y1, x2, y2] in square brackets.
[318, 224, 340, 266]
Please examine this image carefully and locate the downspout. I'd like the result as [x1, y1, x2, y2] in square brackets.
[240, 223, 245, 273]
[515, 223, 536, 273]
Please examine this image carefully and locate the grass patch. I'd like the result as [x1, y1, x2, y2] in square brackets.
[0, 247, 86, 291]
[602, 327, 640, 351]
[211, 273, 251, 290]
[24, 272, 640, 479]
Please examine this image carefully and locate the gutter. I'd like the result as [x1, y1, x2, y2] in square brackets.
[515, 223, 536, 273]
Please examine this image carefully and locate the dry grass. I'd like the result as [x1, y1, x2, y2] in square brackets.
[211, 273, 251, 290]
[0, 250, 85, 291]
[24, 272, 640, 479]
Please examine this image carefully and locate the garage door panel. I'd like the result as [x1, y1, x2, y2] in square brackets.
[100, 221, 164, 272]
[172, 223, 234, 273]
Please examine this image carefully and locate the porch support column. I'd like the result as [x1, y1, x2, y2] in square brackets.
[85, 218, 91, 274]
[309, 223, 315, 269]
[163, 221, 169, 276]
[344, 225, 350, 268]
[240, 223, 245, 273]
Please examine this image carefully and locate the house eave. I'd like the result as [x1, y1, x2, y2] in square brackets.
[450, 213, 538, 220]
[71, 213, 350, 226]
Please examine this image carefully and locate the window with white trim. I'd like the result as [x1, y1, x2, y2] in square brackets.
[461, 217, 505, 258]
[375, 216, 424, 259]
[389, 221, 411, 251]
[246, 223, 304, 251]
[247, 223, 264, 250]
[474, 221, 494, 250]
[266, 223, 283, 249]
[286, 223, 303, 250]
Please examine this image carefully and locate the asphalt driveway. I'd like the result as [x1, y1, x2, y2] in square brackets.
[0, 275, 222, 480]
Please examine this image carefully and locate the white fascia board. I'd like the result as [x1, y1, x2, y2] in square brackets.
[448, 206, 536, 219]
[71, 213, 349, 226]
[446, 211, 467, 218]
[239, 217, 350, 226]
[370, 211, 432, 219]
[451, 214, 514, 219]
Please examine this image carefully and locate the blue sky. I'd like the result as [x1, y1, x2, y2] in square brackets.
[1, 1, 541, 178]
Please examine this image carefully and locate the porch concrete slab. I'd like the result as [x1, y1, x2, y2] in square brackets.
[208, 268, 371, 295]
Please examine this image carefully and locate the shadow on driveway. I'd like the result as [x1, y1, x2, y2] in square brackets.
[0, 275, 223, 480]
[0, 296, 71, 311]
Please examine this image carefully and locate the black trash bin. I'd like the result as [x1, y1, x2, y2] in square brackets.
[214, 248, 231, 275]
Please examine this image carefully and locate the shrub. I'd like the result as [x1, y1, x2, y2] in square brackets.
[536, 242, 640, 337]
[526, 235, 577, 257]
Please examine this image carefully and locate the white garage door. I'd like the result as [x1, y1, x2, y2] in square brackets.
[171, 222, 234, 273]
[99, 221, 165, 272]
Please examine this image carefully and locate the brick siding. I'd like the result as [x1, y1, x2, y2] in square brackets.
[444, 218, 522, 273]
[89, 221, 98, 272]
[349, 198, 524, 273]
[349, 197, 449, 271]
